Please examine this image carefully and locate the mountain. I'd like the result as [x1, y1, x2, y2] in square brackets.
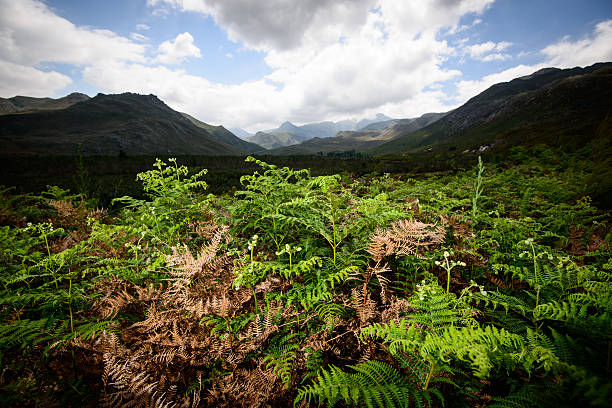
[182, 113, 264, 153]
[0, 93, 90, 115]
[372, 62, 612, 156]
[248, 129, 309, 150]
[0, 93, 256, 156]
[359, 119, 399, 131]
[356, 113, 394, 130]
[266, 112, 446, 155]
[229, 127, 254, 140]
[248, 114, 394, 149]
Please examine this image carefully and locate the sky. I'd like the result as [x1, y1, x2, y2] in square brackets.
[0, 0, 611, 132]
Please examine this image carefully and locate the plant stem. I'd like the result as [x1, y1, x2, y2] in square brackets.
[424, 362, 435, 390]
[43, 232, 58, 289]
[68, 277, 74, 337]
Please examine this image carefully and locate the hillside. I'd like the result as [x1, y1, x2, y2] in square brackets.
[229, 127, 254, 140]
[182, 113, 264, 153]
[0, 92, 90, 115]
[373, 62, 612, 155]
[0, 93, 254, 156]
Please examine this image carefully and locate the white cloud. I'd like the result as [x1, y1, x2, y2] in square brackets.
[155, 32, 202, 65]
[130, 32, 150, 42]
[82, 62, 289, 130]
[147, 0, 377, 51]
[77, 0, 494, 129]
[463, 40, 512, 60]
[481, 53, 509, 61]
[541, 20, 612, 67]
[453, 19, 612, 105]
[136, 23, 151, 31]
[0, 0, 147, 97]
[454, 64, 546, 103]
[87, 0, 496, 129]
[0, 60, 72, 97]
[14, 0, 611, 132]
[0, 0, 147, 67]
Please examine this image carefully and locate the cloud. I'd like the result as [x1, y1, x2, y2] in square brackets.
[454, 64, 546, 103]
[0, 0, 147, 67]
[130, 32, 150, 42]
[16, 0, 609, 131]
[541, 20, 612, 67]
[453, 19, 612, 106]
[147, 0, 376, 51]
[136, 23, 151, 31]
[0, 0, 146, 97]
[82, 61, 289, 130]
[0, 60, 72, 97]
[463, 40, 512, 60]
[155, 32, 202, 65]
[87, 0, 496, 129]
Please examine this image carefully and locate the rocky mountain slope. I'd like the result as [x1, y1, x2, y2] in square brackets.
[182, 113, 263, 154]
[372, 62, 612, 155]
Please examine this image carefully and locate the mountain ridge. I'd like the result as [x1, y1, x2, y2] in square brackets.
[247, 114, 394, 149]
[0, 92, 90, 115]
[0, 93, 260, 156]
[372, 62, 612, 155]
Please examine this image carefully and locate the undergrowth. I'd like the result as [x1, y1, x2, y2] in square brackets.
[0, 149, 610, 407]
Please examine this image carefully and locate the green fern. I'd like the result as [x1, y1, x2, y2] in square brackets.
[263, 333, 300, 389]
[295, 360, 440, 408]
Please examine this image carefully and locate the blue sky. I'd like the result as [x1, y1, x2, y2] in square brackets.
[0, 0, 610, 131]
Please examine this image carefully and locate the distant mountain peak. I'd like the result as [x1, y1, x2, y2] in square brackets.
[279, 121, 298, 130]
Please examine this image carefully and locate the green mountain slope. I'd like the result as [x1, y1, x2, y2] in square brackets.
[0, 93, 250, 156]
[182, 113, 264, 153]
[372, 62, 612, 156]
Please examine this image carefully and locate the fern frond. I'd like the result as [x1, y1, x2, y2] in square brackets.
[263, 333, 300, 389]
[295, 360, 439, 408]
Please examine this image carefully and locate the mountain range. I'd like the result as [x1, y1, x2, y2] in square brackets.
[265, 112, 447, 155]
[0, 62, 610, 159]
[246, 113, 393, 149]
[0, 93, 263, 156]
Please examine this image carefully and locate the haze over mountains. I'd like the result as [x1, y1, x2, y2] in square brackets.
[266, 112, 448, 155]
[0, 62, 610, 158]
[245, 113, 394, 150]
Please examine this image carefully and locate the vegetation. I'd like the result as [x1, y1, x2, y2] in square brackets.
[0, 147, 610, 407]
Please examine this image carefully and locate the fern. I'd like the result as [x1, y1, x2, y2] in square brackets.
[263, 333, 300, 389]
[295, 360, 440, 408]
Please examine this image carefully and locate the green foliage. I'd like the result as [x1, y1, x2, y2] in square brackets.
[1, 151, 610, 407]
[295, 360, 440, 408]
[263, 333, 300, 389]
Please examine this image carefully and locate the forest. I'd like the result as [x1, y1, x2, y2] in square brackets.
[0, 146, 610, 407]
